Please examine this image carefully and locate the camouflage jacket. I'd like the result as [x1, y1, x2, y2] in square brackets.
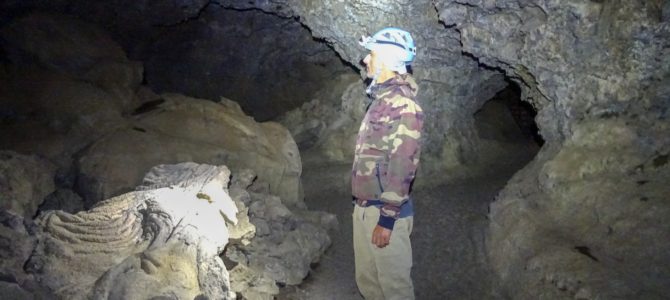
[351, 73, 423, 230]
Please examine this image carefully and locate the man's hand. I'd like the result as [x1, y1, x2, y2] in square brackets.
[372, 225, 392, 248]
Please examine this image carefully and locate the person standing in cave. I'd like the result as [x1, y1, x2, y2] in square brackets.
[352, 27, 423, 300]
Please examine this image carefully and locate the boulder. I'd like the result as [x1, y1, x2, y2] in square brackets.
[24, 162, 239, 299]
[225, 170, 333, 299]
[489, 119, 670, 299]
[0, 151, 56, 218]
[76, 94, 303, 208]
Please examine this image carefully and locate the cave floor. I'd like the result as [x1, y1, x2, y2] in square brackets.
[282, 150, 526, 300]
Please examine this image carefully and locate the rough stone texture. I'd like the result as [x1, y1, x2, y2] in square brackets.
[23, 162, 238, 299]
[431, 1, 670, 298]
[76, 94, 303, 208]
[0, 151, 56, 219]
[0, 161, 333, 300]
[435, 0, 669, 142]
[225, 169, 334, 300]
[0, 1, 667, 298]
[1, 1, 513, 180]
[220, 0, 511, 181]
[0, 211, 43, 298]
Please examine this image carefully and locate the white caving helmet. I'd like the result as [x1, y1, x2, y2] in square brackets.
[359, 27, 416, 93]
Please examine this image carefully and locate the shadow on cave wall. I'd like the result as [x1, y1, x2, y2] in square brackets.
[139, 5, 353, 122]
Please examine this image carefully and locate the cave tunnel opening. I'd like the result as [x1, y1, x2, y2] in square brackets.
[137, 5, 354, 122]
[473, 79, 543, 172]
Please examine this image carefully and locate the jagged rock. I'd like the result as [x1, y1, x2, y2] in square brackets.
[0, 151, 56, 218]
[22, 162, 238, 299]
[428, 1, 670, 298]
[228, 263, 278, 300]
[0, 211, 39, 297]
[223, 170, 333, 299]
[76, 93, 303, 208]
[434, 1, 669, 141]
[235, 191, 331, 284]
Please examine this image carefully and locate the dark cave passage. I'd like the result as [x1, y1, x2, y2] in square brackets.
[137, 6, 352, 122]
[474, 81, 543, 148]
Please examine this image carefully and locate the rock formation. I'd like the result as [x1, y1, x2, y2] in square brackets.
[0, 13, 335, 299]
[76, 93, 303, 208]
[0, 162, 333, 299]
[27, 162, 238, 299]
[0, 12, 305, 210]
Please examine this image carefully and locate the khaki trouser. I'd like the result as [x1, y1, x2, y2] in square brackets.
[353, 205, 414, 300]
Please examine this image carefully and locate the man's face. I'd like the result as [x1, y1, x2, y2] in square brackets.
[363, 51, 377, 78]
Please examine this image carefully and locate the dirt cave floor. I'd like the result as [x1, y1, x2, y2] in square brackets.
[278, 149, 533, 300]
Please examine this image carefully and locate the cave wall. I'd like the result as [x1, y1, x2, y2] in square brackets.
[220, 1, 669, 298]
[140, 6, 349, 121]
[432, 1, 670, 298]
[1, 0, 515, 179]
[220, 0, 512, 180]
[1, 0, 668, 298]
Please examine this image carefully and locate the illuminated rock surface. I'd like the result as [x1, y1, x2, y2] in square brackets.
[0, 163, 332, 299]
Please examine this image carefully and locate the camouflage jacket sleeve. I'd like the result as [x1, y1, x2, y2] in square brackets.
[378, 95, 424, 230]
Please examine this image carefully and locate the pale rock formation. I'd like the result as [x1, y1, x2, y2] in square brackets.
[76, 94, 303, 208]
[25, 162, 238, 299]
[0, 151, 56, 218]
[0, 162, 333, 299]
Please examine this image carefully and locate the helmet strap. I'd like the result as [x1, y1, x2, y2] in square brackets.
[366, 64, 383, 95]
